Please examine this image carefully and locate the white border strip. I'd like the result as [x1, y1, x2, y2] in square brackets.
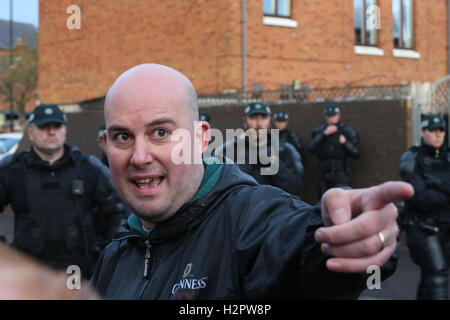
[393, 49, 421, 59]
[354, 45, 384, 56]
[263, 16, 298, 28]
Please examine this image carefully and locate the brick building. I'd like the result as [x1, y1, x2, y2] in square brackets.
[38, 0, 449, 105]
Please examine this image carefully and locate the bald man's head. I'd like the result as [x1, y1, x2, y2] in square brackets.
[103, 64, 210, 227]
[105, 64, 199, 123]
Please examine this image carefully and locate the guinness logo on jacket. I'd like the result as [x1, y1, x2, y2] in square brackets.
[172, 263, 208, 299]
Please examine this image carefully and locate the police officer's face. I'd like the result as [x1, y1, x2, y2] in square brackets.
[104, 65, 209, 227]
[274, 121, 288, 131]
[244, 114, 271, 131]
[421, 128, 446, 148]
[27, 123, 66, 154]
[326, 114, 340, 125]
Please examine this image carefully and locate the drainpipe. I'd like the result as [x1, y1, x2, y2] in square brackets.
[9, 0, 14, 132]
[448, 0, 450, 146]
[448, 0, 450, 75]
[242, 0, 247, 92]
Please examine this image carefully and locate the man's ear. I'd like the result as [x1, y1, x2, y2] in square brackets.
[198, 120, 211, 153]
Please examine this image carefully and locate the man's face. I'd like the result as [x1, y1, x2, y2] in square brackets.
[326, 114, 340, 125]
[105, 69, 209, 225]
[27, 123, 66, 154]
[421, 128, 446, 148]
[244, 114, 271, 131]
[274, 121, 288, 131]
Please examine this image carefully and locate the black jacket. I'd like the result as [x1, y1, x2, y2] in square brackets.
[309, 123, 360, 161]
[0, 144, 129, 274]
[400, 144, 450, 223]
[90, 163, 369, 300]
[279, 129, 302, 155]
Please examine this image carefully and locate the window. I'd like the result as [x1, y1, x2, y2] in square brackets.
[354, 0, 378, 46]
[393, 0, 414, 49]
[263, 0, 291, 17]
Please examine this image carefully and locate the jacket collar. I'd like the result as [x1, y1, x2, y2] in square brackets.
[420, 142, 447, 159]
[24, 144, 80, 168]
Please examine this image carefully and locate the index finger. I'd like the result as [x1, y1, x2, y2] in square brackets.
[351, 181, 414, 213]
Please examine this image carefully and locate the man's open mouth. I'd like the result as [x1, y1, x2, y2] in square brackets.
[133, 177, 164, 189]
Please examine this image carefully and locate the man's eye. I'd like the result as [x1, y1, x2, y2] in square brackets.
[153, 129, 169, 139]
[115, 133, 130, 143]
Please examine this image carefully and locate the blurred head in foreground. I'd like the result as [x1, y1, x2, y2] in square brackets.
[0, 244, 100, 300]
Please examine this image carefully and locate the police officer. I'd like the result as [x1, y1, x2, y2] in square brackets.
[219, 102, 303, 194]
[400, 114, 450, 300]
[273, 111, 303, 155]
[96, 124, 108, 167]
[0, 104, 129, 278]
[309, 104, 360, 197]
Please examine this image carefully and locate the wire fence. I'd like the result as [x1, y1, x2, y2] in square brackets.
[198, 83, 412, 107]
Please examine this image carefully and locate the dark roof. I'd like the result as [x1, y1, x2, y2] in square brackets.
[0, 19, 36, 49]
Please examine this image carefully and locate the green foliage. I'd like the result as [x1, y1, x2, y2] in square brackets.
[0, 44, 37, 116]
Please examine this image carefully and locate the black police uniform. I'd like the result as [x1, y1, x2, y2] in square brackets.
[273, 111, 303, 155]
[218, 103, 304, 195]
[309, 106, 359, 196]
[0, 104, 129, 278]
[97, 124, 109, 167]
[0, 145, 128, 277]
[400, 115, 450, 299]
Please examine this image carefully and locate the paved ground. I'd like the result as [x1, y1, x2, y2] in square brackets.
[359, 243, 420, 300]
[0, 214, 437, 300]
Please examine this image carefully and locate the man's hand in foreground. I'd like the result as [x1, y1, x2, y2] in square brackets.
[315, 181, 414, 273]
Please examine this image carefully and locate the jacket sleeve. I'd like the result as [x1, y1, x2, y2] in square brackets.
[399, 150, 449, 212]
[308, 127, 325, 153]
[232, 187, 368, 299]
[88, 156, 130, 246]
[288, 131, 303, 155]
[341, 126, 360, 158]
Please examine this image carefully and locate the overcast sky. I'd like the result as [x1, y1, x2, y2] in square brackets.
[0, 0, 38, 27]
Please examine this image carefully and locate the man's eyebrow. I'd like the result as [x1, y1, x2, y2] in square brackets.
[107, 125, 129, 133]
[107, 118, 176, 133]
[145, 118, 176, 127]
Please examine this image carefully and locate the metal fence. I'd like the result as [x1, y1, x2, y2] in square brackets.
[198, 83, 412, 107]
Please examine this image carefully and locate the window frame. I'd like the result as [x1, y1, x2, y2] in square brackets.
[354, 0, 379, 47]
[393, 0, 415, 50]
[263, 0, 292, 19]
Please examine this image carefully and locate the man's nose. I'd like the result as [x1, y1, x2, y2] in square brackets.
[46, 126, 57, 135]
[130, 139, 154, 168]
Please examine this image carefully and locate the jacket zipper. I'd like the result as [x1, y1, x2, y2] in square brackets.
[143, 240, 152, 278]
[135, 240, 153, 299]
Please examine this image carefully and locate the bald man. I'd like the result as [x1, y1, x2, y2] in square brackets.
[90, 64, 413, 299]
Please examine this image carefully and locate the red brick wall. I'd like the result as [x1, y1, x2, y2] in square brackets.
[39, 0, 241, 103]
[38, 0, 448, 103]
[245, 0, 448, 89]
